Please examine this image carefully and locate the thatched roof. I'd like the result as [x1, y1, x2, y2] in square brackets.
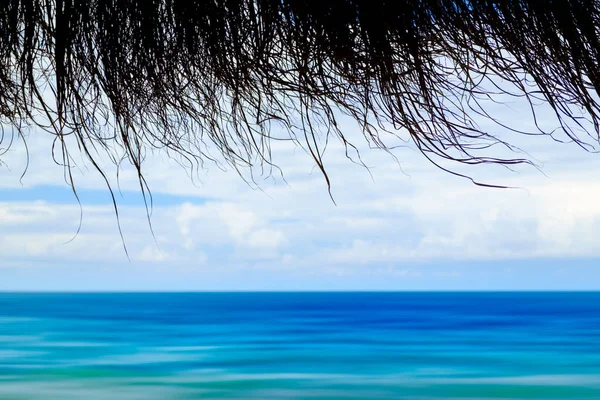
[1, 0, 599, 194]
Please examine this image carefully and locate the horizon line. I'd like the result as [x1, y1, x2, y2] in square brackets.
[1, 289, 599, 294]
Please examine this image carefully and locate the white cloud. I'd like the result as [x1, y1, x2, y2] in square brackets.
[135, 246, 170, 263]
[246, 228, 287, 250]
[0, 201, 59, 224]
[175, 202, 287, 251]
[2, 94, 600, 275]
[0, 231, 123, 261]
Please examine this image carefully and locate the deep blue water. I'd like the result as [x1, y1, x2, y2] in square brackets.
[1, 292, 599, 399]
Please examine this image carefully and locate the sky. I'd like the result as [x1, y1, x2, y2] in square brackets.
[1, 94, 600, 291]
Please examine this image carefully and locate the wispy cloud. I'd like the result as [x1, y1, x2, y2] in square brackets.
[1, 98, 600, 289]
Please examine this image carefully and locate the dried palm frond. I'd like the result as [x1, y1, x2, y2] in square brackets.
[1, 0, 599, 196]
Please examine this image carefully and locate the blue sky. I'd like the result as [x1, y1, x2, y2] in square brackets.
[1, 96, 600, 291]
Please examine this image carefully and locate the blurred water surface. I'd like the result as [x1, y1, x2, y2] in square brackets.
[1, 292, 599, 399]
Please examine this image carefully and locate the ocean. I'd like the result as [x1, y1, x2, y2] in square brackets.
[0, 292, 599, 399]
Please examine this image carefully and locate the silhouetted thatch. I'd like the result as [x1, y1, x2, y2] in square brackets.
[1, 0, 600, 195]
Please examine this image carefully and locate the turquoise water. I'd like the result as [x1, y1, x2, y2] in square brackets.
[1, 292, 599, 399]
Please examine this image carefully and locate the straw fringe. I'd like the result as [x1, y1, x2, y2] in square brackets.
[1, 0, 599, 190]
